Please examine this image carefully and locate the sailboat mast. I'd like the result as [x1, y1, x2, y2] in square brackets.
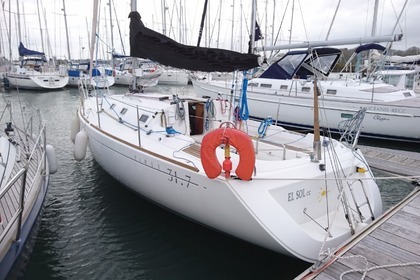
[62, 0, 71, 60]
[16, 0, 22, 44]
[289, 0, 294, 45]
[89, 0, 99, 80]
[367, 0, 379, 72]
[249, 0, 257, 53]
[36, 0, 45, 53]
[325, 0, 341, 40]
[108, 0, 114, 52]
[130, 0, 138, 92]
[85, 17, 91, 55]
[197, 0, 208, 47]
[7, 0, 12, 61]
[108, 0, 114, 66]
[230, 0, 234, 50]
[313, 78, 321, 161]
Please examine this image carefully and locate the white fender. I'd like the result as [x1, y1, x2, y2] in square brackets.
[46, 144, 58, 174]
[70, 115, 80, 144]
[74, 130, 88, 161]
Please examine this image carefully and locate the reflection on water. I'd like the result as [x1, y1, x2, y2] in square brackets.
[0, 85, 415, 279]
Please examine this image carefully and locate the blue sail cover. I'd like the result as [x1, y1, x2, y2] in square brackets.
[354, 43, 386, 54]
[112, 51, 129, 59]
[129, 11, 260, 72]
[18, 42, 45, 56]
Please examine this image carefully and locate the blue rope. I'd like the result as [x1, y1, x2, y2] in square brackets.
[205, 99, 215, 131]
[258, 117, 273, 138]
[239, 71, 249, 120]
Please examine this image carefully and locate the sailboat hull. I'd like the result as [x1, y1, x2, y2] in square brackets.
[77, 94, 382, 263]
[192, 78, 420, 142]
[6, 73, 68, 90]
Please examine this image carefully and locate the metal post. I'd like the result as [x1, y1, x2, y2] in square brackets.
[136, 105, 142, 147]
[15, 166, 28, 241]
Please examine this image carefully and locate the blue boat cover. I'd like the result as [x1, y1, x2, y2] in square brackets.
[68, 69, 81, 77]
[260, 48, 341, 80]
[18, 42, 45, 57]
[112, 51, 129, 59]
[354, 43, 386, 54]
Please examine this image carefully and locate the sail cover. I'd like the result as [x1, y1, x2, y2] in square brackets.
[129, 11, 260, 72]
[18, 42, 45, 56]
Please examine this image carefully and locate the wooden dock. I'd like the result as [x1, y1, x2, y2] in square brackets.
[359, 145, 420, 177]
[296, 187, 420, 280]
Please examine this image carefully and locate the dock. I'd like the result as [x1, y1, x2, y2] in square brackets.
[359, 145, 420, 177]
[296, 187, 420, 279]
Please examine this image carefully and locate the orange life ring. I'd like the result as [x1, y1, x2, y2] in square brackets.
[200, 127, 255, 181]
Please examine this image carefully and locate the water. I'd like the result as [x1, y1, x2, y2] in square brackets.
[1, 85, 416, 280]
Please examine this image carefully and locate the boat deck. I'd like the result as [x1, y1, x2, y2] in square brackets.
[297, 187, 420, 279]
[0, 131, 43, 246]
[388, 95, 420, 107]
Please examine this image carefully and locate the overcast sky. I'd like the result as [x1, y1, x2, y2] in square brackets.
[1, 0, 418, 60]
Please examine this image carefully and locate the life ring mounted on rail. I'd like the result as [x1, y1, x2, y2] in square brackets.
[200, 123, 255, 181]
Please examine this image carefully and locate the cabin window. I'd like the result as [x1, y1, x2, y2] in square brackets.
[280, 85, 288, 90]
[301, 87, 311, 92]
[260, 83, 272, 88]
[248, 82, 258, 87]
[326, 89, 337, 95]
[139, 114, 149, 123]
[120, 108, 128, 115]
[406, 74, 414, 89]
[341, 113, 353, 119]
[403, 92, 412, 97]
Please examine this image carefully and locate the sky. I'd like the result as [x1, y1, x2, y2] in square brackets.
[1, 0, 419, 61]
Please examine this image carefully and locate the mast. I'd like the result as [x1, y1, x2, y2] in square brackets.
[36, 0, 45, 53]
[112, 1, 126, 55]
[313, 78, 321, 161]
[161, 0, 167, 36]
[216, 0, 221, 48]
[16, 0, 22, 44]
[289, 0, 294, 45]
[249, 0, 257, 53]
[367, 0, 379, 72]
[130, 0, 138, 92]
[197, 0, 208, 47]
[89, 0, 99, 80]
[271, 0, 275, 46]
[325, 0, 341, 40]
[7, 0, 12, 61]
[230, 0, 234, 50]
[108, 0, 114, 66]
[62, 0, 71, 60]
[85, 17, 91, 54]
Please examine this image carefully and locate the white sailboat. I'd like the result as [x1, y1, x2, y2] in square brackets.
[0, 98, 57, 279]
[72, 5, 383, 263]
[6, 43, 68, 90]
[112, 57, 162, 88]
[192, 40, 420, 143]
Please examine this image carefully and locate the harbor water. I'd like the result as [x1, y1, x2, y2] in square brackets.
[1, 84, 416, 279]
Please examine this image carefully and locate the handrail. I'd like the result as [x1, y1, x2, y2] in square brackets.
[0, 168, 26, 197]
[0, 167, 28, 243]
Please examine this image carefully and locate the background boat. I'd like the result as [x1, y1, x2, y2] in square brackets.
[192, 43, 420, 143]
[6, 43, 68, 91]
